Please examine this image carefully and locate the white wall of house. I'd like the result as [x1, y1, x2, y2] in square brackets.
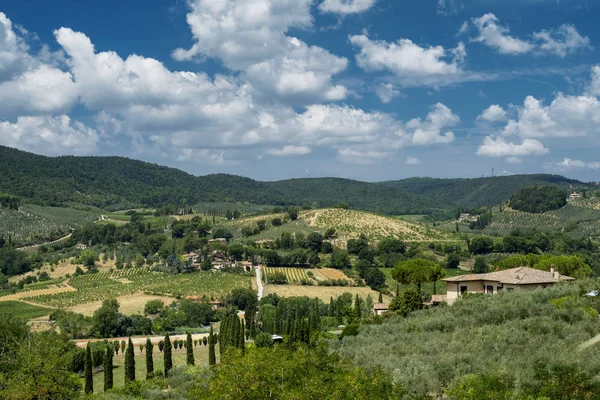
[446, 281, 555, 304]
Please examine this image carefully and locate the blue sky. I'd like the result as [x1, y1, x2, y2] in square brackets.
[1, 0, 600, 181]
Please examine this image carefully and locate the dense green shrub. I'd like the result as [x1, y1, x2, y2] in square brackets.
[509, 186, 567, 213]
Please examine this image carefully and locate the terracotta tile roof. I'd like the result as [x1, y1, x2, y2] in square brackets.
[373, 303, 389, 310]
[443, 267, 574, 285]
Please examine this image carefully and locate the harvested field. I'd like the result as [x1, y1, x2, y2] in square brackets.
[264, 284, 388, 303]
[67, 293, 176, 317]
[312, 268, 348, 281]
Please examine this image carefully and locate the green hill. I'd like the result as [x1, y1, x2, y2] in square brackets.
[0, 146, 592, 215]
[381, 175, 586, 209]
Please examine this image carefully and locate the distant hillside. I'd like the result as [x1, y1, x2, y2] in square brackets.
[381, 175, 587, 209]
[0, 145, 592, 215]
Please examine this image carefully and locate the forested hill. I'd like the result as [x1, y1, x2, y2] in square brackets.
[0, 145, 591, 214]
[381, 175, 587, 209]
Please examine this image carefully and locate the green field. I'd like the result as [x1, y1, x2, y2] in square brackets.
[0, 300, 51, 319]
[91, 342, 217, 394]
[24, 269, 253, 308]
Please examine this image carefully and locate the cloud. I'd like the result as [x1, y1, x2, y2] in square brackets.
[172, 0, 313, 69]
[472, 13, 534, 55]
[318, 0, 376, 15]
[0, 13, 78, 116]
[0, 115, 98, 156]
[405, 156, 422, 165]
[501, 94, 600, 138]
[506, 157, 522, 164]
[437, 0, 463, 16]
[477, 104, 507, 122]
[476, 136, 549, 157]
[407, 103, 458, 145]
[471, 14, 589, 57]
[171, 0, 347, 103]
[265, 145, 312, 156]
[532, 24, 591, 58]
[457, 21, 469, 36]
[337, 147, 390, 164]
[243, 37, 348, 103]
[549, 158, 600, 170]
[349, 33, 467, 87]
[587, 66, 600, 97]
[374, 82, 401, 103]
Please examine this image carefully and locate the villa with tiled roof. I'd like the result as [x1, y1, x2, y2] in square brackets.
[443, 267, 574, 305]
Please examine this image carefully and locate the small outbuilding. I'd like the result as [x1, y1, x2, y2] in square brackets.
[373, 303, 389, 316]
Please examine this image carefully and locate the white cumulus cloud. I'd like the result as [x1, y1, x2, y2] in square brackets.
[318, 0, 376, 15]
[0, 115, 98, 156]
[477, 104, 507, 122]
[471, 13, 589, 57]
[476, 136, 549, 157]
[405, 156, 422, 165]
[374, 82, 401, 103]
[349, 33, 466, 86]
[265, 145, 312, 156]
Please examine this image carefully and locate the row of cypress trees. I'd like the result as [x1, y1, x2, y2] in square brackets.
[84, 331, 208, 394]
[219, 314, 245, 358]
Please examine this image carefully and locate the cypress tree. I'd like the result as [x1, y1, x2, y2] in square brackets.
[208, 325, 216, 365]
[104, 346, 113, 392]
[239, 319, 245, 355]
[125, 337, 135, 383]
[328, 297, 335, 317]
[203, 336, 208, 346]
[232, 316, 240, 350]
[164, 334, 173, 376]
[120, 340, 126, 354]
[274, 306, 281, 334]
[218, 317, 226, 355]
[84, 344, 93, 394]
[145, 338, 154, 379]
[158, 340, 164, 352]
[378, 291, 383, 303]
[186, 332, 195, 365]
[113, 341, 119, 355]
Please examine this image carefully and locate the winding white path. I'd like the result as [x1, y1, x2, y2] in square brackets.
[255, 266, 264, 300]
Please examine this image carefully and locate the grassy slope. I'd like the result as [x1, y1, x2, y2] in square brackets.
[91, 344, 216, 393]
[0, 300, 51, 319]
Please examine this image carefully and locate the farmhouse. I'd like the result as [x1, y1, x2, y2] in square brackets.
[443, 267, 574, 305]
[75, 243, 87, 250]
[373, 303, 389, 316]
[569, 192, 582, 200]
[457, 213, 476, 222]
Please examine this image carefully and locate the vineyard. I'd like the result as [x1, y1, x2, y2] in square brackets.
[264, 267, 313, 284]
[299, 209, 455, 244]
[23, 268, 252, 308]
[0, 204, 98, 246]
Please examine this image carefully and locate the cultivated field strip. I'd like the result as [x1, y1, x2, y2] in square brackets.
[23, 268, 252, 308]
[265, 267, 311, 284]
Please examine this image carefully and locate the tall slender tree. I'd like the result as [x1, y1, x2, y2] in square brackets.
[208, 325, 216, 365]
[145, 338, 154, 379]
[125, 337, 135, 383]
[84, 344, 93, 394]
[239, 319, 245, 355]
[164, 334, 173, 376]
[104, 346, 113, 391]
[186, 332, 195, 365]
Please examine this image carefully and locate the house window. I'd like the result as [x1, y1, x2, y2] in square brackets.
[506, 288, 514, 293]
[486, 285, 494, 294]
[460, 286, 468, 295]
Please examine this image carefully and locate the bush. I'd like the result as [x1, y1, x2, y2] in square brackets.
[254, 332, 274, 348]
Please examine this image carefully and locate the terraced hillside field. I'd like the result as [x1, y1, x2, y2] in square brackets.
[20, 268, 253, 309]
[300, 209, 456, 244]
[0, 205, 98, 246]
